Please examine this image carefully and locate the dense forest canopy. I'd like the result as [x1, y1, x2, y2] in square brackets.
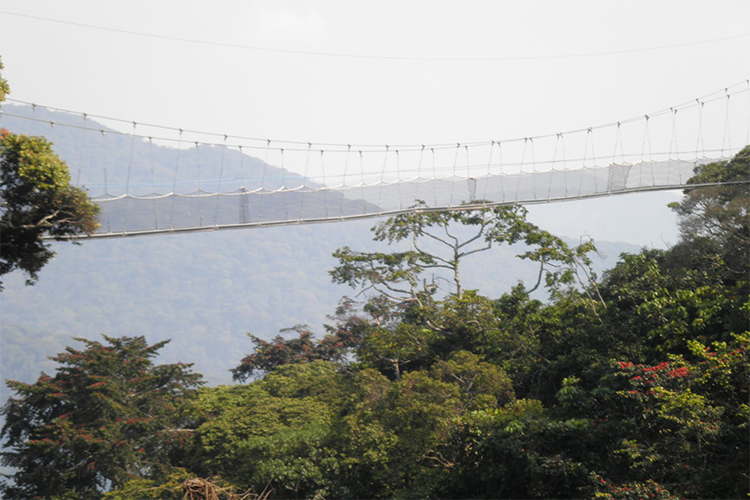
[2, 146, 748, 499]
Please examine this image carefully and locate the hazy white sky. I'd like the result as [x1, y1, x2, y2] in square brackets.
[1, 0, 748, 245]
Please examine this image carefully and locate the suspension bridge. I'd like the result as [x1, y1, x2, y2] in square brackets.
[2, 82, 749, 239]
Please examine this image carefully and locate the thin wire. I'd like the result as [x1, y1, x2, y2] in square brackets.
[125, 122, 136, 195]
[218, 135, 228, 193]
[99, 128, 111, 233]
[282, 149, 289, 220]
[338, 145, 352, 216]
[213, 135, 228, 226]
[148, 137, 159, 229]
[396, 149, 403, 210]
[559, 134, 568, 199]
[722, 92, 732, 156]
[343, 144, 351, 187]
[643, 117, 655, 186]
[550, 136, 561, 201]
[3, 10, 748, 62]
[359, 150, 367, 214]
[612, 122, 624, 165]
[195, 142, 203, 193]
[516, 139, 528, 201]
[448, 143, 461, 206]
[299, 145, 311, 219]
[46, 119, 59, 156]
[122, 122, 137, 232]
[168, 129, 184, 228]
[497, 142, 506, 203]
[431, 148, 438, 207]
[75, 113, 87, 186]
[195, 141, 205, 225]
[483, 142, 494, 201]
[100, 131, 108, 195]
[464, 144, 471, 179]
[529, 139, 536, 200]
[377, 146, 389, 209]
[238, 145, 246, 187]
[412, 145, 422, 202]
[261, 140, 271, 189]
[279, 143, 287, 190]
[696, 100, 705, 158]
[302, 143, 312, 186]
[668, 108, 678, 184]
[320, 150, 329, 218]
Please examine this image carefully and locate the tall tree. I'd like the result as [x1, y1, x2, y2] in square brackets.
[331, 201, 533, 301]
[668, 145, 750, 284]
[331, 201, 600, 308]
[328, 202, 600, 378]
[0, 58, 8, 103]
[1, 336, 204, 499]
[0, 58, 100, 289]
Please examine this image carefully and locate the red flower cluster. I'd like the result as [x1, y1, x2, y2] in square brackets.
[666, 367, 689, 378]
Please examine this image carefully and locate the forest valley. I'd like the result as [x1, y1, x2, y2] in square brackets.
[1, 147, 749, 500]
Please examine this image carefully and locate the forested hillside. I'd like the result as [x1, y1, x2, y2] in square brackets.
[1, 147, 748, 499]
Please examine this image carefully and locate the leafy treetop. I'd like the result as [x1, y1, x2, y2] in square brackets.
[0, 60, 100, 289]
[1, 335, 204, 499]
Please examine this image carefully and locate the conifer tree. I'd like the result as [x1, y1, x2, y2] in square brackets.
[1, 336, 204, 499]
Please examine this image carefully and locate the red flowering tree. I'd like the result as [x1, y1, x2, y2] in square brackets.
[231, 322, 366, 382]
[603, 334, 749, 499]
[0, 335, 204, 499]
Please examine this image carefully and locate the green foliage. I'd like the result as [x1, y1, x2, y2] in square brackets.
[671, 145, 750, 244]
[430, 350, 515, 411]
[177, 353, 520, 499]
[324, 368, 395, 498]
[668, 146, 749, 291]
[331, 201, 599, 304]
[0, 68, 100, 288]
[102, 470, 264, 500]
[0, 336, 204, 499]
[330, 201, 533, 302]
[590, 476, 680, 500]
[0, 57, 9, 104]
[326, 203, 601, 384]
[330, 246, 434, 300]
[431, 398, 594, 499]
[101, 468, 189, 500]
[0, 132, 100, 288]
[600, 245, 748, 358]
[184, 362, 344, 497]
[355, 321, 441, 379]
[601, 337, 749, 499]
[231, 324, 363, 382]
